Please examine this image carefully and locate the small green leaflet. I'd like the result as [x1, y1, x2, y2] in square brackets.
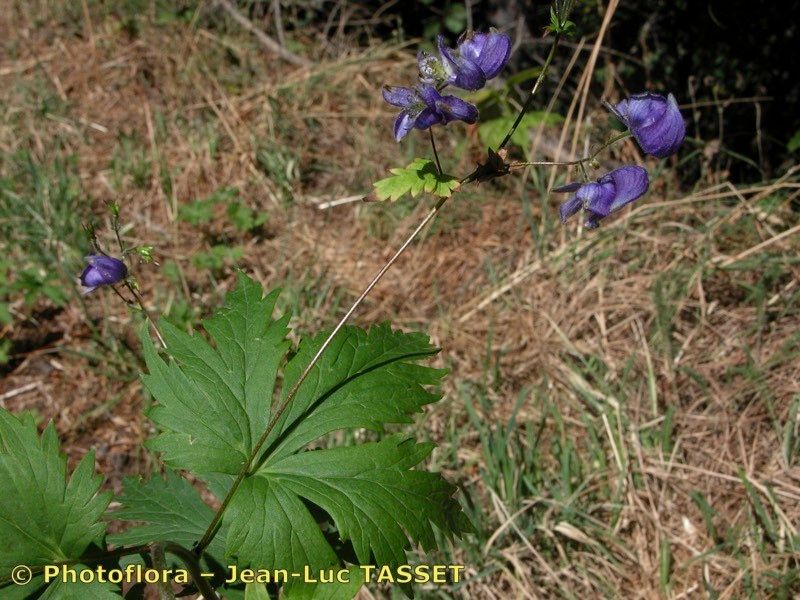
[372, 158, 460, 201]
[117, 273, 469, 598]
[479, 111, 564, 151]
[0, 409, 112, 594]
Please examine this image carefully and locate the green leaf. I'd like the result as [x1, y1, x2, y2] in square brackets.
[38, 565, 121, 599]
[263, 323, 443, 464]
[0, 302, 12, 326]
[225, 476, 337, 570]
[178, 187, 239, 226]
[0, 339, 10, 364]
[191, 245, 244, 270]
[245, 582, 271, 600]
[478, 112, 565, 150]
[0, 409, 111, 587]
[257, 436, 462, 567]
[178, 198, 217, 226]
[372, 158, 460, 202]
[136, 274, 467, 585]
[282, 567, 363, 600]
[141, 275, 290, 474]
[108, 470, 226, 558]
[788, 129, 800, 153]
[227, 202, 268, 232]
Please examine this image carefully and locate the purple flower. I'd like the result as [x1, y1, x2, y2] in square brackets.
[382, 84, 478, 141]
[80, 255, 128, 293]
[609, 93, 685, 158]
[554, 166, 649, 229]
[419, 30, 511, 90]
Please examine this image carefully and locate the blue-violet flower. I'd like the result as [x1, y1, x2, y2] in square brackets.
[382, 84, 478, 141]
[80, 255, 128, 293]
[609, 93, 685, 158]
[555, 166, 649, 229]
[419, 30, 511, 90]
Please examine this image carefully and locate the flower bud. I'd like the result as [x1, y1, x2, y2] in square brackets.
[609, 93, 685, 158]
[79, 255, 128, 294]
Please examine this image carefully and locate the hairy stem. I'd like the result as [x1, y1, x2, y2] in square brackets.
[107, 211, 167, 348]
[429, 129, 443, 174]
[125, 281, 167, 348]
[508, 131, 631, 170]
[151, 543, 177, 600]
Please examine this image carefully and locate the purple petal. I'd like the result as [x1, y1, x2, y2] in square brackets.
[576, 181, 616, 214]
[553, 182, 582, 193]
[634, 94, 685, 158]
[559, 195, 583, 222]
[615, 93, 668, 129]
[615, 93, 685, 158]
[416, 83, 442, 106]
[606, 165, 649, 212]
[451, 59, 486, 91]
[413, 107, 442, 130]
[435, 94, 478, 124]
[458, 30, 511, 80]
[80, 255, 127, 290]
[382, 86, 416, 108]
[394, 112, 415, 141]
[437, 34, 485, 91]
[585, 166, 648, 219]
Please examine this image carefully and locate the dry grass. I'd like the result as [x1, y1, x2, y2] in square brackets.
[1, 2, 799, 598]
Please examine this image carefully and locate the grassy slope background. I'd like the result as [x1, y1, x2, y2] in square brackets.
[1, 1, 799, 598]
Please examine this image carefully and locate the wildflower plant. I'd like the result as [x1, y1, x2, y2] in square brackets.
[0, 2, 686, 599]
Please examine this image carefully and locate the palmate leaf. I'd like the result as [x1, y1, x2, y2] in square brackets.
[0, 409, 113, 595]
[117, 273, 468, 596]
[372, 158, 460, 201]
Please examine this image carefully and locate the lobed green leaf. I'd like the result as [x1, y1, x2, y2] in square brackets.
[0, 409, 112, 594]
[117, 273, 468, 599]
[372, 158, 460, 202]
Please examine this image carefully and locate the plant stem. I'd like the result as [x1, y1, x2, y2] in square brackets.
[194, 16, 566, 559]
[497, 33, 562, 151]
[429, 129, 443, 174]
[125, 281, 167, 348]
[194, 194, 450, 554]
[151, 543, 177, 600]
[106, 210, 167, 348]
[163, 543, 220, 600]
[507, 131, 631, 170]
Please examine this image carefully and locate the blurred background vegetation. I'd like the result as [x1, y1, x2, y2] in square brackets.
[1, 1, 799, 597]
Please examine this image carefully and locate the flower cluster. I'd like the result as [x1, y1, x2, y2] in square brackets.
[384, 29, 511, 141]
[557, 92, 685, 227]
